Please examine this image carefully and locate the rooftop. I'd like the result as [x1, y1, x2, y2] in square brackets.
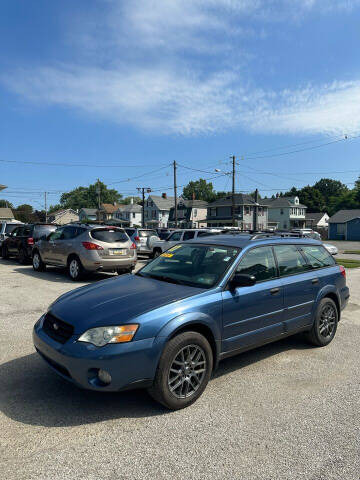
[208, 193, 264, 207]
[262, 197, 307, 208]
[0, 207, 14, 219]
[328, 209, 360, 223]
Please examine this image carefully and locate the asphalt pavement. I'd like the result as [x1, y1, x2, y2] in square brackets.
[1, 258, 359, 480]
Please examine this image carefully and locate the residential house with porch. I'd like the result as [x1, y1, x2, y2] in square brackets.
[262, 196, 307, 230]
[206, 194, 268, 229]
[168, 199, 208, 228]
[115, 199, 142, 227]
[144, 194, 176, 228]
[78, 208, 98, 222]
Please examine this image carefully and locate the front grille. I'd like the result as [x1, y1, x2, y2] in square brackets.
[43, 312, 74, 344]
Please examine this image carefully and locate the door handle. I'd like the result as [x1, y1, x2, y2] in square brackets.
[270, 287, 280, 295]
[312, 278, 319, 284]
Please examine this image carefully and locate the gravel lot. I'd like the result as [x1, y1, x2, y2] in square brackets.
[1, 258, 360, 480]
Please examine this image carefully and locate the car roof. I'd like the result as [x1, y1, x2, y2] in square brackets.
[185, 233, 322, 248]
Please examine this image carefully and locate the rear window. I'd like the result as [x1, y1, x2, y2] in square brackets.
[33, 225, 57, 238]
[139, 230, 157, 237]
[5, 224, 19, 234]
[91, 228, 129, 243]
[197, 231, 219, 237]
[300, 245, 335, 268]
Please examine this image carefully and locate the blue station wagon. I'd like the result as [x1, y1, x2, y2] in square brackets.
[33, 234, 349, 409]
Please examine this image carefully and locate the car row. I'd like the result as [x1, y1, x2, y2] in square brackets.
[33, 232, 349, 410]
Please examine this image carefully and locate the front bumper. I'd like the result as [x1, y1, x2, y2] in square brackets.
[33, 318, 159, 391]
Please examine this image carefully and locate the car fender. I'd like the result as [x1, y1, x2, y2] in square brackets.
[313, 284, 341, 318]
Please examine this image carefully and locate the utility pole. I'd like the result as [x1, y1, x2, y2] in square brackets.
[137, 187, 151, 228]
[173, 160, 178, 228]
[44, 192, 48, 223]
[231, 155, 236, 227]
[253, 188, 259, 232]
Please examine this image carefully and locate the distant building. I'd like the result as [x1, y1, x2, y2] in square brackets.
[168, 199, 208, 228]
[78, 208, 98, 222]
[206, 194, 268, 229]
[48, 209, 79, 225]
[262, 196, 306, 230]
[144, 194, 176, 228]
[328, 209, 360, 241]
[115, 199, 142, 227]
[305, 212, 329, 229]
[0, 207, 15, 222]
[98, 203, 121, 221]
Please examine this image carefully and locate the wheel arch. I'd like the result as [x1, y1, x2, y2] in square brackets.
[316, 286, 341, 321]
[322, 292, 340, 320]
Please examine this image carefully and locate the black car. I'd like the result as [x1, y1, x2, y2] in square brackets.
[1, 223, 57, 264]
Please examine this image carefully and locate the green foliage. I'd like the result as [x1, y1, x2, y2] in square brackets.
[0, 199, 13, 208]
[14, 204, 37, 223]
[59, 180, 122, 211]
[122, 196, 142, 205]
[48, 204, 62, 214]
[183, 178, 217, 202]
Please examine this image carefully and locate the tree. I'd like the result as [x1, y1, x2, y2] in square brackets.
[59, 180, 122, 211]
[48, 204, 62, 214]
[0, 199, 13, 208]
[14, 204, 35, 223]
[122, 196, 142, 205]
[313, 178, 348, 202]
[182, 178, 217, 202]
[297, 186, 325, 212]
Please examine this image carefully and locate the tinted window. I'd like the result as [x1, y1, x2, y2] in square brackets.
[22, 226, 32, 237]
[10, 227, 21, 237]
[300, 245, 335, 269]
[139, 230, 157, 237]
[273, 245, 309, 276]
[183, 231, 195, 240]
[33, 225, 56, 239]
[62, 226, 79, 240]
[139, 244, 239, 288]
[5, 224, 19, 234]
[236, 246, 277, 282]
[91, 228, 128, 243]
[125, 229, 135, 236]
[49, 228, 64, 240]
[197, 231, 218, 237]
[169, 231, 182, 241]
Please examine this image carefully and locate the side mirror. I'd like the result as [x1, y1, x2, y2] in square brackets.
[230, 273, 256, 289]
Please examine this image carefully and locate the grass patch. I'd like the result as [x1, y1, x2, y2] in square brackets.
[343, 250, 360, 254]
[336, 258, 360, 268]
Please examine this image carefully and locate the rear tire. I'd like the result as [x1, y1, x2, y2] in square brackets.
[32, 251, 46, 272]
[148, 331, 213, 410]
[68, 256, 84, 281]
[1, 245, 9, 259]
[306, 298, 338, 347]
[153, 248, 162, 258]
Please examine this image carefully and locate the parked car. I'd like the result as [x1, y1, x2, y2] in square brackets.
[1, 223, 57, 264]
[33, 234, 349, 409]
[151, 228, 221, 257]
[0, 220, 24, 247]
[32, 224, 137, 280]
[292, 228, 322, 241]
[323, 243, 338, 255]
[124, 228, 160, 256]
[156, 228, 172, 240]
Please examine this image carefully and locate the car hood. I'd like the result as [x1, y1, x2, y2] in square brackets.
[50, 274, 204, 333]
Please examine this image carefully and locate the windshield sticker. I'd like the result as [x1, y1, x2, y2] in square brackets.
[223, 256, 231, 262]
[168, 245, 182, 252]
[161, 253, 174, 258]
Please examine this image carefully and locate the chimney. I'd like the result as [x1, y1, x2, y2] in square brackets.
[162, 192, 167, 199]
[130, 197, 133, 204]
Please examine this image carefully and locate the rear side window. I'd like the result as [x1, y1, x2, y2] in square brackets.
[236, 246, 277, 282]
[183, 231, 195, 240]
[5, 224, 19, 234]
[197, 231, 218, 237]
[273, 245, 309, 276]
[300, 245, 335, 269]
[125, 229, 135, 236]
[33, 225, 56, 238]
[91, 228, 129, 243]
[22, 226, 33, 237]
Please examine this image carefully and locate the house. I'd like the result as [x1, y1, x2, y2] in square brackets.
[168, 199, 208, 228]
[0, 207, 15, 222]
[98, 203, 121, 221]
[328, 209, 360, 241]
[78, 208, 98, 222]
[48, 209, 79, 225]
[305, 212, 329, 229]
[115, 199, 142, 227]
[262, 196, 307, 230]
[144, 194, 176, 228]
[206, 194, 268, 229]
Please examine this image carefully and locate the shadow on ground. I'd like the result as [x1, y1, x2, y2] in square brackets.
[0, 335, 311, 427]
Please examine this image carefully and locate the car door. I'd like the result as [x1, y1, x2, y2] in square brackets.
[45, 227, 65, 264]
[273, 244, 321, 332]
[53, 226, 77, 265]
[7, 227, 22, 253]
[164, 231, 183, 250]
[221, 245, 285, 354]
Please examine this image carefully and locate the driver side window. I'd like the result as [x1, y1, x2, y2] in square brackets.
[169, 231, 182, 241]
[49, 228, 64, 241]
[236, 246, 277, 282]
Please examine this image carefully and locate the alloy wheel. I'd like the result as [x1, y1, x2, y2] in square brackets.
[319, 304, 336, 338]
[167, 344, 207, 399]
[69, 259, 79, 278]
[33, 253, 40, 269]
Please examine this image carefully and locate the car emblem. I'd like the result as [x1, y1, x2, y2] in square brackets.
[53, 323, 59, 331]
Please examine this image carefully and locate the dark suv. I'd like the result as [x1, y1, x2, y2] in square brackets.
[1, 223, 57, 264]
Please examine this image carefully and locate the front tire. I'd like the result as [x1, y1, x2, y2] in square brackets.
[68, 256, 84, 281]
[32, 251, 46, 272]
[306, 298, 338, 347]
[148, 331, 213, 410]
[1, 245, 9, 259]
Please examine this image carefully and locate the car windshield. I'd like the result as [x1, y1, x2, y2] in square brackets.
[139, 230, 157, 237]
[5, 224, 19, 234]
[91, 228, 129, 243]
[138, 243, 239, 288]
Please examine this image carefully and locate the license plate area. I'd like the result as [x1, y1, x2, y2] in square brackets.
[109, 249, 127, 256]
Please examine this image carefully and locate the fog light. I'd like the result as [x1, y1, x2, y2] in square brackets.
[98, 369, 112, 385]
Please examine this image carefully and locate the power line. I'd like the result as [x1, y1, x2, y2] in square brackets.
[0, 158, 168, 168]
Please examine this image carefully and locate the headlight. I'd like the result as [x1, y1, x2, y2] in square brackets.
[78, 324, 139, 347]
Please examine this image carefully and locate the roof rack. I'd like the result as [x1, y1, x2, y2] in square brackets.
[250, 232, 303, 240]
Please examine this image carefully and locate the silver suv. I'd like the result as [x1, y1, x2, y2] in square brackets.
[32, 224, 137, 280]
[124, 228, 160, 256]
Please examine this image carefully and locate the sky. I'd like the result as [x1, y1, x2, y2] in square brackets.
[1, 0, 360, 209]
